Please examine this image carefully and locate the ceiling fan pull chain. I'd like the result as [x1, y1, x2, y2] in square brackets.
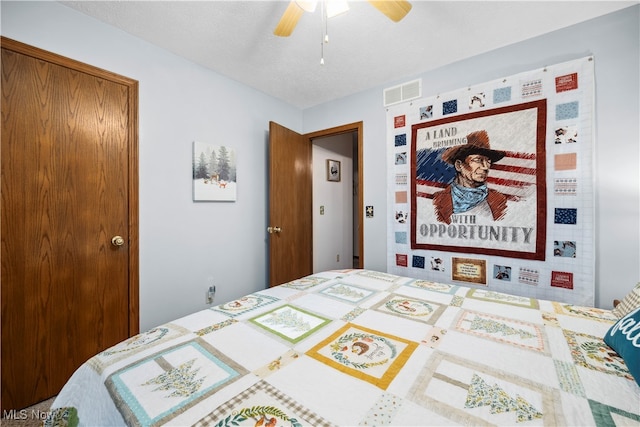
[320, 0, 328, 65]
[324, 0, 329, 43]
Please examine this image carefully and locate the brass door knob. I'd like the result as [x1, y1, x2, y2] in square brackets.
[267, 226, 282, 234]
[111, 235, 125, 246]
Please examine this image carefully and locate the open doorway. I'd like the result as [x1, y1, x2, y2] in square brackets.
[306, 122, 363, 272]
[311, 132, 359, 271]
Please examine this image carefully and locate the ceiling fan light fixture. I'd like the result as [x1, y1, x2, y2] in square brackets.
[326, 0, 349, 18]
[275, 0, 411, 37]
[295, 1, 317, 13]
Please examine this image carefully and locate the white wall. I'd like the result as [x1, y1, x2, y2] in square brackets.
[312, 134, 354, 271]
[303, 5, 640, 309]
[1, 1, 303, 331]
[2, 2, 638, 331]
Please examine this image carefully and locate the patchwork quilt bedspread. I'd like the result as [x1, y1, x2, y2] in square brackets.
[49, 269, 639, 426]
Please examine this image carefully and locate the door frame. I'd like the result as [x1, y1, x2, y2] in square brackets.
[1, 37, 140, 335]
[305, 121, 363, 268]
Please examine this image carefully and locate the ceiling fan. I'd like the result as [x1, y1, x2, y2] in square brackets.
[274, 0, 412, 37]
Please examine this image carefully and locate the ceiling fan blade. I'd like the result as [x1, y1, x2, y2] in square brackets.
[367, 0, 412, 22]
[274, 1, 305, 37]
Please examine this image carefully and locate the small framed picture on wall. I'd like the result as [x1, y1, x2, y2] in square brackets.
[327, 159, 341, 182]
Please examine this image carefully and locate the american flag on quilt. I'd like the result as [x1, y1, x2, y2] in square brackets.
[415, 148, 537, 203]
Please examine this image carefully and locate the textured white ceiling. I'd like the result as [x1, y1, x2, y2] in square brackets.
[59, 1, 636, 109]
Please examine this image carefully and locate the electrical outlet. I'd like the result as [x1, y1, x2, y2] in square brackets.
[336, 254, 340, 262]
[206, 283, 216, 304]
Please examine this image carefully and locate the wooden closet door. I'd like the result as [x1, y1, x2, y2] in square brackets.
[1, 37, 139, 411]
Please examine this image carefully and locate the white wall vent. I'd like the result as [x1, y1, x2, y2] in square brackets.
[383, 79, 422, 107]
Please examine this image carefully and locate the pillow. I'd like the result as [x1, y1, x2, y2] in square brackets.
[612, 282, 640, 318]
[604, 305, 640, 386]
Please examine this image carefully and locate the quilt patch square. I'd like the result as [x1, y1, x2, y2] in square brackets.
[372, 294, 445, 325]
[356, 270, 407, 285]
[249, 304, 331, 344]
[551, 302, 618, 323]
[89, 324, 191, 374]
[518, 267, 540, 286]
[407, 350, 566, 426]
[306, 323, 418, 390]
[396, 254, 408, 267]
[281, 275, 330, 290]
[551, 271, 574, 289]
[465, 288, 539, 309]
[412, 255, 425, 268]
[341, 307, 366, 322]
[211, 294, 280, 317]
[562, 329, 632, 380]
[319, 282, 375, 304]
[105, 338, 248, 427]
[395, 231, 407, 244]
[360, 392, 403, 425]
[521, 78, 543, 98]
[407, 279, 458, 295]
[253, 349, 301, 379]
[442, 99, 458, 115]
[554, 153, 577, 171]
[555, 208, 577, 225]
[421, 326, 448, 348]
[554, 240, 576, 258]
[554, 177, 577, 195]
[407, 352, 564, 426]
[454, 310, 547, 353]
[553, 359, 586, 397]
[395, 173, 408, 185]
[194, 380, 333, 427]
[493, 86, 512, 104]
[195, 319, 237, 336]
[554, 124, 579, 144]
[556, 101, 579, 120]
[556, 73, 579, 92]
[395, 191, 408, 203]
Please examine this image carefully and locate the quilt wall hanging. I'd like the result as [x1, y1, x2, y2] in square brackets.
[387, 56, 595, 306]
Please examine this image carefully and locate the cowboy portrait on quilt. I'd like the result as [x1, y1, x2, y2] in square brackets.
[411, 100, 547, 261]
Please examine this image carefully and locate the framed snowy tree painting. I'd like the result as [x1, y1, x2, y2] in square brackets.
[192, 141, 237, 201]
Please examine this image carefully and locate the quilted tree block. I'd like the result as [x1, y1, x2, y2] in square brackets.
[249, 304, 331, 344]
[105, 338, 248, 426]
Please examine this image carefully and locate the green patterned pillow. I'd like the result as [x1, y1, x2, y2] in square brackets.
[604, 306, 640, 386]
[613, 282, 640, 319]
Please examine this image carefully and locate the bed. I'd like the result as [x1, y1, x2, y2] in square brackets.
[46, 269, 640, 426]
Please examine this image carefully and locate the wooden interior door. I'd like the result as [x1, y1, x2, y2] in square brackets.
[1, 37, 139, 411]
[268, 122, 312, 286]
[268, 121, 364, 286]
